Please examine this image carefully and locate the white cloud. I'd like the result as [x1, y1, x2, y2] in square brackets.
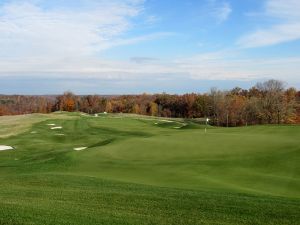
[176, 53, 300, 81]
[145, 15, 160, 25]
[107, 32, 174, 49]
[0, 0, 169, 67]
[265, 0, 300, 19]
[238, 0, 300, 48]
[211, 1, 232, 24]
[0, 0, 141, 56]
[1, 49, 299, 83]
[0, 0, 299, 85]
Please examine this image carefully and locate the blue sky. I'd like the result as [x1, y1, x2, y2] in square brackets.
[0, 0, 299, 94]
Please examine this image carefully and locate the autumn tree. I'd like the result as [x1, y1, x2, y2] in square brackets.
[149, 102, 158, 116]
[55, 92, 77, 112]
[105, 101, 112, 113]
[1, 80, 299, 127]
[256, 80, 286, 124]
[132, 104, 141, 114]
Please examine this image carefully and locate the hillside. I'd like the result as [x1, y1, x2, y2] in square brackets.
[0, 112, 299, 224]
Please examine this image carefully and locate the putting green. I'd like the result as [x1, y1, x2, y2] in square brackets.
[0, 112, 299, 225]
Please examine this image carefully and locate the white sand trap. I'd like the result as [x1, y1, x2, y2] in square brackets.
[173, 127, 181, 129]
[154, 122, 158, 125]
[47, 124, 56, 126]
[0, 145, 14, 151]
[74, 147, 87, 151]
[51, 126, 62, 130]
[160, 119, 173, 123]
[95, 114, 98, 117]
[30, 131, 37, 134]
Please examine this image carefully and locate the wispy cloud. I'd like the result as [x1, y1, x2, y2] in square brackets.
[0, 0, 141, 56]
[238, 0, 300, 48]
[211, 1, 232, 24]
[0, 0, 299, 90]
[108, 32, 174, 49]
[130, 57, 159, 64]
[2, 48, 299, 83]
[175, 52, 300, 81]
[0, 0, 169, 70]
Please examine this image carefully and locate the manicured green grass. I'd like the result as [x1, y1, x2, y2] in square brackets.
[0, 112, 299, 224]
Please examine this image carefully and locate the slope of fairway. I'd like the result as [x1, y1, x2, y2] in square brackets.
[0, 112, 79, 138]
[0, 112, 299, 225]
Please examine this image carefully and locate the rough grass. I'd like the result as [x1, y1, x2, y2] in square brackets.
[0, 112, 299, 224]
[0, 112, 78, 138]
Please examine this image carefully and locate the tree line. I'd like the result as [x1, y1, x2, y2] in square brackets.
[1, 80, 299, 126]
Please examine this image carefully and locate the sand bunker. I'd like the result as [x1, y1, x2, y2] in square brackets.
[74, 147, 87, 151]
[51, 127, 62, 130]
[0, 145, 14, 151]
[160, 120, 173, 123]
[173, 127, 181, 129]
[30, 131, 37, 134]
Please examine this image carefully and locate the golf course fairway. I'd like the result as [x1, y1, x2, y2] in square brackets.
[0, 112, 299, 225]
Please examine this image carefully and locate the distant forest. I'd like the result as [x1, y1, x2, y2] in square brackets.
[1, 80, 299, 127]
